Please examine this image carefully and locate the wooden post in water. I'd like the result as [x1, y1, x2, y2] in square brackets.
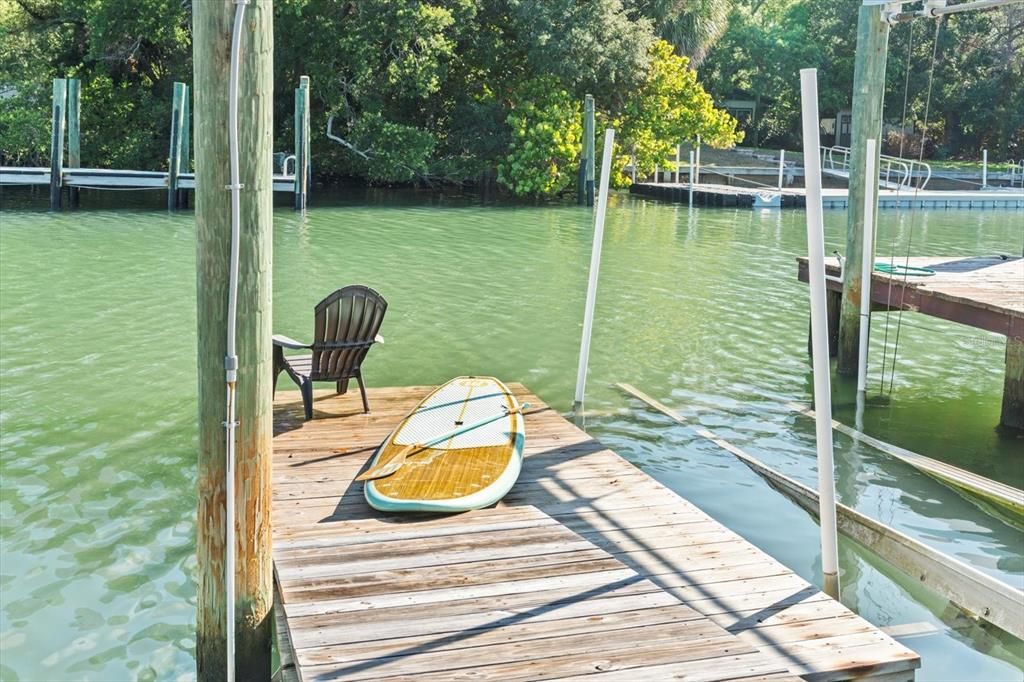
[168, 82, 186, 211]
[179, 85, 192, 208]
[838, 4, 889, 376]
[294, 76, 310, 210]
[194, 1, 274, 680]
[67, 78, 81, 207]
[584, 95, 595, 206]
[578, 94, 595, 206]
[49, 78, 67, 211]
[1003, 337, 1024, 432]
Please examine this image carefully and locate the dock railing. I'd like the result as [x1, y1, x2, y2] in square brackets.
[822, 145, 931, 190]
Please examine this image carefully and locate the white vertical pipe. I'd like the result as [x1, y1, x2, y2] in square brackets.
[654, 164, 659, 184]
[573, 129, 616, 412]
[675, 144, 681, 184]
[695, 135, 702, 184]
[982, 149, 988, 187]
[799, 68, 840, 600]
[688, 151, 695, 207]
[857, 139, 877, 394]
[224, 2, 248, 680]
[777, 149, 786, 190]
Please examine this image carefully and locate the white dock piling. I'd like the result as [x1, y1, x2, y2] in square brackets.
[800, 67, 841, 601]
[574, 128, 616, 413]
[857, 139, 877, 394]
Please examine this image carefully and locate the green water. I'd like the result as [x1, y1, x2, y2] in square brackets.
[1, 188, 1022, 681]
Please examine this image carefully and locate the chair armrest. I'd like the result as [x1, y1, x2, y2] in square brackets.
[374, 334, 385, 344]
[273, 334, 311, 350]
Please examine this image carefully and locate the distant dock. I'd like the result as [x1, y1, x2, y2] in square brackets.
[0, 76, 312, 210]
[272, 384, 920, 681]
[631, 181, 1024, 209]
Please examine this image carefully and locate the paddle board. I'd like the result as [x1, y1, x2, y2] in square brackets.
[363, 376, 525, 512]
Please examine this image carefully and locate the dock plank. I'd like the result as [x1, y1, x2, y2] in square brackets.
[273, 384, 920, 681]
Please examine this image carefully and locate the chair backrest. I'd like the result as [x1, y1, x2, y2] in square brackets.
[309, 285, 388, 381]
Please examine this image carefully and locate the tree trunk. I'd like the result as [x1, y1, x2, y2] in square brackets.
[194, 1, 275, 680]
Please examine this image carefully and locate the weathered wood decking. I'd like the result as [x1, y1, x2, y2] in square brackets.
[273, 384, 921, 681]
[797, 255, 1023, 337]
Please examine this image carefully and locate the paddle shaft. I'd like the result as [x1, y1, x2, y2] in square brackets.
[357, 402, 529, 481]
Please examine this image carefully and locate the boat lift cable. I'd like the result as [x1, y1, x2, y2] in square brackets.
[225, 1, 248, 681]
[879, 19, 917, 394]
[886, 16, 944, 395]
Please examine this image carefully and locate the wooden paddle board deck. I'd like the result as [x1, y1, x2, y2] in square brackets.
[364, 377, 524, 512]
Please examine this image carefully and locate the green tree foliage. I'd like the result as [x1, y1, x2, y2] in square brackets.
[0, 0, 191, 167]
[702, 0, 1024, 159]
[0, 0, 736, 194]
[614, 39, 742, 186]
[625, 0, 733, 64]
[497, 78, 582, 196]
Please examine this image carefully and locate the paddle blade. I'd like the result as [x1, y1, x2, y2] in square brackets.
[355, 444, 417, 481]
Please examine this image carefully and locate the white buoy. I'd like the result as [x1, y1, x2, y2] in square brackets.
[574, 128, 616, 413]
[800, 68, 841, 601]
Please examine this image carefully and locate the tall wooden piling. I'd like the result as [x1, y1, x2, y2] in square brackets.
[168, 82, 186, 211]
[294, 76, 310, 210]
[67, 78, 81, 207]
[1002, 337, 1024, 432]
[49, 78, 67, 211]
[838, 4, 889, 376]
[194, 1, 274, 680]
[578, 94, 595, 206]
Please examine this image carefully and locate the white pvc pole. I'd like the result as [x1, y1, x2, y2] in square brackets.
[695, 135, 702, 184]
[777, 149, 786, 190]
[857, 139, 877, 394]
[688, 150, 695, 207]
[982, 149, 988, 188]
[574, 128, 616, 412]
[799, 68, 841, 600]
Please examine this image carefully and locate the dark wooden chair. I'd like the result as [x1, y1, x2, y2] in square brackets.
[273, 285, 388, 420]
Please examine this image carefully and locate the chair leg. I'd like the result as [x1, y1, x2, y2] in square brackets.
[301, 379, 314, 421]
[356, 372, 370, 413]
[336, 378, 350, 395]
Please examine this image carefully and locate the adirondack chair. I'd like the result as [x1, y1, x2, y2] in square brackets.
[273, 285, 388, 420]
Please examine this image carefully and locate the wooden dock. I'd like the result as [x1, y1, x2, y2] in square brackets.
[273, 384, 920, 681]
[631, 181, 1024, 210]
[796, 255, 1024, 431]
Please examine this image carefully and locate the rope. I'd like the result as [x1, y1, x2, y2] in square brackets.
[886, 16, 944, 395]
[879, 19, 917, 394]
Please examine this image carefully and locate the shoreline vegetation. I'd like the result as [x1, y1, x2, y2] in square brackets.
[1, 1, 1021, 199]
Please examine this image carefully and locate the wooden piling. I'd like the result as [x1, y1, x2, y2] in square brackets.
[179, 85, 191, 208]
[67, 78, 81, 207]
[49, 78, 67, 211]
[838, 4, 889, 376]
[194, 1, 274, 680]
[168, 82, 186, 211]
[1002, 336, 1024, 432]
[577, 95, 595, 206]
[808, 288, 841, 357]
[294, 76, 310, 210]
[584, 94, 595, 206]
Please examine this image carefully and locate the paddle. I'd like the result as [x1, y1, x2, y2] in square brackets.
[355, 403, 530, 482]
